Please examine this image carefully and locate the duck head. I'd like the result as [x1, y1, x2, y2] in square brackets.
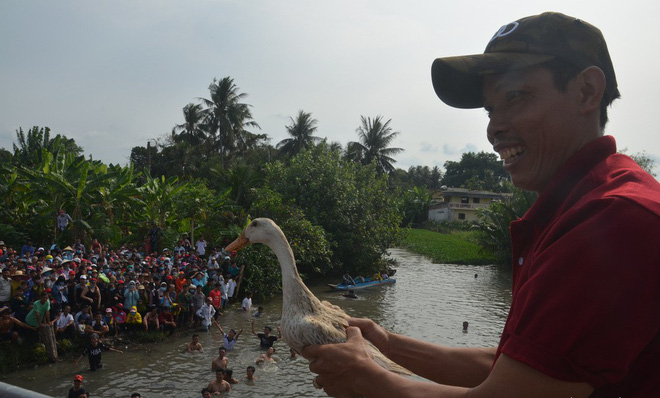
[225, 218, 286, 252]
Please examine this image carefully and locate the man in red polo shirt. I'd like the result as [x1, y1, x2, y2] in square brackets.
[303, 12, 659, 398]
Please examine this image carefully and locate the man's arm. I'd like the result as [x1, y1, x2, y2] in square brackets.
[344, 318, 493, 387]
[304, 327, 593, 398]
[212, 318, 224, 334]
[12, 316, 37, 331]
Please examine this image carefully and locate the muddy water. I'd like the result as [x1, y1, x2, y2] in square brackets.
[3, 248, 511, 397]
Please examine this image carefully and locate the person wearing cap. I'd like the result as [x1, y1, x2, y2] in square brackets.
[102, 307, 119, 337]
[68, 374, 86, 398]
[302, 12, 660, 398]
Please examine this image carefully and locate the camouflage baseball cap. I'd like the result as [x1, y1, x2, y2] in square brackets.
[431, 12, 619, 109]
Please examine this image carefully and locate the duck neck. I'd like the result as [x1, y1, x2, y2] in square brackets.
[269, 240, 313, 304]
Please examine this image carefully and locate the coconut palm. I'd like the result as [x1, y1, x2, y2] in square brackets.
[277, 111, 321, 157]
[348, 116, 403, 174]
[172, 103, 206, 147]
[199, 77, 260, 168]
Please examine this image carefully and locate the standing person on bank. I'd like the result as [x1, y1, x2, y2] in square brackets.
[303, 12, 660, 398]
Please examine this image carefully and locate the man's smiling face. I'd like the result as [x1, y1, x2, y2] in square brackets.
[483, 66, 589, 192]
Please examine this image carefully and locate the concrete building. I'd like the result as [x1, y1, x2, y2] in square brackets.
[427, 187, 509, 222]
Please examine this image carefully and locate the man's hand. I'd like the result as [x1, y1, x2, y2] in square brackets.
[303, 326, 382, 398]
[348, 318, 392, 358]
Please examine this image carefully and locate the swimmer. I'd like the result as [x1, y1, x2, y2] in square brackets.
[212, 319, 243, 350]
[186, 334, 203, 353]
[207, 369, 231, 393]
[223, 368, 239, 384]
[211, 346, 229, 371]
[255, 346, 277, 364]
[245, 365, 257, 381]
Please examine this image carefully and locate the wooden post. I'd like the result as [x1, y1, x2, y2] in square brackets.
[233, 265, 246, 302]
[38, 325, 58, 362]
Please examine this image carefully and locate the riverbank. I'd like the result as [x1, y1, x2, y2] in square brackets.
[0, 330, 169, 374]
[399, 228, 496, 265]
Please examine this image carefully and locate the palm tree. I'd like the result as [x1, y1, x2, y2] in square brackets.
[276, 110, 321, 157]
[172, 103, 206, 147]
[348, 116, 403, 174]
[199, 77, 260, 169]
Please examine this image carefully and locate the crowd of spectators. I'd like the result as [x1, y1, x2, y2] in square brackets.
[0, 235, 245, 345]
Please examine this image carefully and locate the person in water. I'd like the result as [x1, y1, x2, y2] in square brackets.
[206, 368, 231, 393]
[186, 334, 203, 352]
[73, 333, 123, 371]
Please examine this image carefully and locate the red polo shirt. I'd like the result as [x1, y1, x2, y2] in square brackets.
[496, 136, 660, 397]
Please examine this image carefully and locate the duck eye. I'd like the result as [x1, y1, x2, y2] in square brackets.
[252, 220, 259, 227]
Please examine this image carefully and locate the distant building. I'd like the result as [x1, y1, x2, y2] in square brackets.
[427, 187, 510, 222]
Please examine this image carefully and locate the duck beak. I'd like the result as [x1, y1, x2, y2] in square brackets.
[225, 232, 249, 252]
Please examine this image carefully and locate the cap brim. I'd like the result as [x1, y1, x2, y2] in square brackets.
[431, 52, 555, 108]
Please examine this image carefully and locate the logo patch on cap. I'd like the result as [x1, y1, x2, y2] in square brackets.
[490, 21, 519, 43]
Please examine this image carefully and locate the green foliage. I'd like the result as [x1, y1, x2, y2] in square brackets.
[0, 341, 47, 373]
[233, 244, 282, 303]
[475, 185, 537, 266]
[620, 148, 657, 177]
[12, 126, 83, 167]
[400, 228, 495, 264]
[250, 188, 333, 275]
[400, 186, 432, 226]
[263, 145, 402, 275]
[442, 152, 510, 192]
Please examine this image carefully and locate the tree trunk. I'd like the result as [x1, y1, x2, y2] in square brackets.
[39, 325, 58, 362]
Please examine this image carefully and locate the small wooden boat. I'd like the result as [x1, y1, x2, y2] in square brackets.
[327, 277, 396, 290]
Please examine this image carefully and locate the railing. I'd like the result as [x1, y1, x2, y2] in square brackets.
[0, 382, 53, 398]
[446, 203, 490, 210]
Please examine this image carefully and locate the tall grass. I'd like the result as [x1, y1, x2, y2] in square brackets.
[399, 228, 495, 265]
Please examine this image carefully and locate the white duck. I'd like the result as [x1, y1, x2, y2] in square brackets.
[226, 218, 411, 378]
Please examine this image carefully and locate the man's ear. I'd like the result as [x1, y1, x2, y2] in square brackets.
[577, 66, 606, 114]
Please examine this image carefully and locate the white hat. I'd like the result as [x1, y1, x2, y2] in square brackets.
[80, 275, 87, 279]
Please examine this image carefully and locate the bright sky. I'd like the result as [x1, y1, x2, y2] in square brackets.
[1, 1, 658, 175]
